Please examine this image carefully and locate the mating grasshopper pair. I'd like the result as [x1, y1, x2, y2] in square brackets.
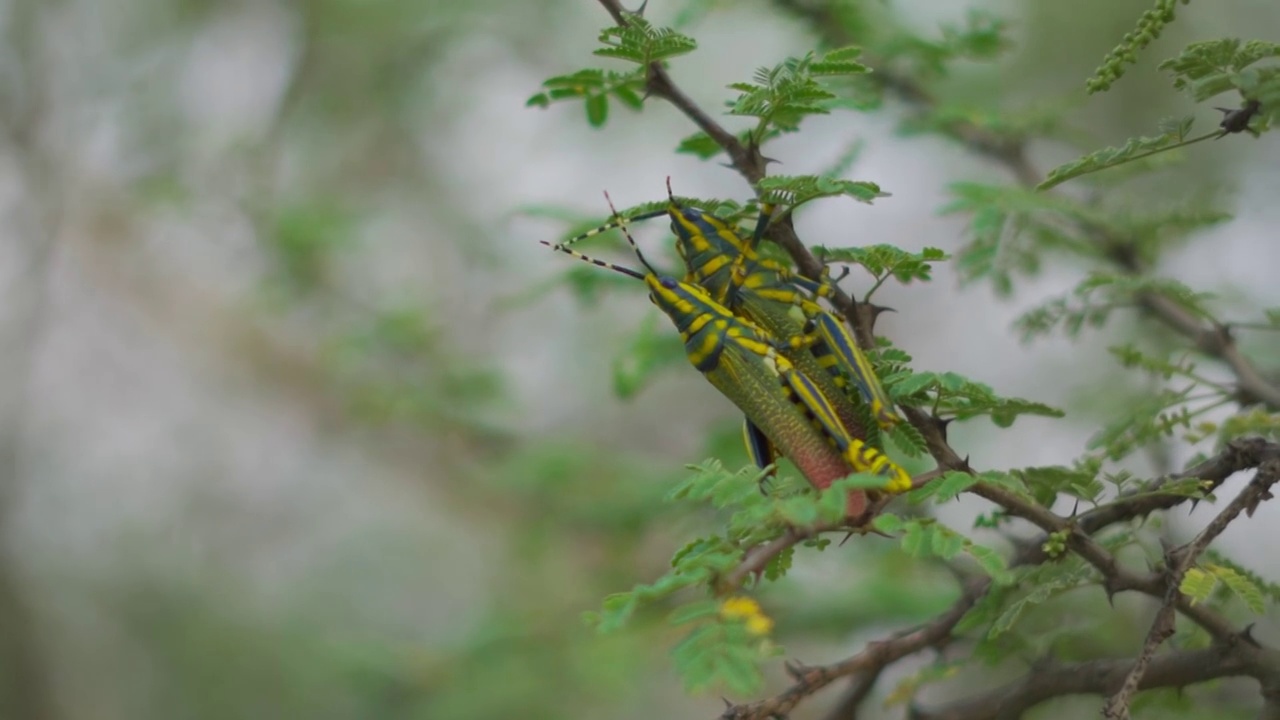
[544, 185, 909, 517]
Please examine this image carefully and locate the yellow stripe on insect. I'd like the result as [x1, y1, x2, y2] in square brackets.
[846, 440, 912, 492]
[807, 312, 903, 429]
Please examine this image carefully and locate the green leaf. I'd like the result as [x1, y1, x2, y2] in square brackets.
[1019, 465, 1099, 507]
[899, 521, 932, 558]
[1016, 273, 1217, 342]
[777, 494, 822, 527]
[1159, 39, 1280, 101]
[595, 592, 640, 633]
[672, 622, 768, 696]
[887, 421, 928, 458]
[1038, 120, 1203, 191]
[814, 244, 948, 285]
[725, 48, 871, 139]
[527, 68, 647, 122]
[715, 651, 765, 696]
[890, 372, 938, 397]
[873, 512, 906, 533]
[1180, 567, 1216, 605]
[764, 546, 794, 581]
[1207, 564, 1267, 614]
[987, 566, 1085, 637]
[921, 472, 979, 503]
[965, 544, 1012, 583]
[585, 93, 609, 127]
[676, 131, 726, 160]
[758, 175, 889, 210]
[931, 527, 966, 559]
[1204, 550, 1280, 606]
[941, 182, 1101, 293]
[594, 16, 697, 65]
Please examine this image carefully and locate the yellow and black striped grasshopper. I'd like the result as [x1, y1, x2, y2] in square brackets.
[543, 196, 910, 517]
[559, 181, 903, 478]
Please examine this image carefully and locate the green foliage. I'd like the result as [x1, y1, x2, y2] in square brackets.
[985, 562, 1094, 639]
[727, 47, 870, 143]
[814, 245, 949, 293]
[941, 182, 1100, 294]
[888, 370, 1064, 427]
[1088, 382, 1205, 460]
[676, 129, 754, 159]
[1180, 564, 1267, 614]
[594, 15, 698, 66]
[1218, 407, 1280, 443]
[1159, 39, 1280, 103]
[1015, 462, 1105, 507]
[887, 419, 929, 459]
[1061, 36, 1280, 187]
[526, 16, 697, 127]
[953, 557, 1103, 668]
[757, 174, 888, 210]
[1016, 273, 1216, 341]
[872, 514, 1012, 582]
[1085, 0, 1187, 94]
[906, 471, 979, 504]
[1203, 551, 1280, 606]
[670, 614, 777, 696]
[1037, 117, 1214, 190]
[526, 68, 646, 128]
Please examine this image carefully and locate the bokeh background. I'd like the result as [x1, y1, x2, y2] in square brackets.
[2, 0, 1279, 718]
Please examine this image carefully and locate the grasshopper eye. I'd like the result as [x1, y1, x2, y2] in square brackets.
[660, 277, 678, 289]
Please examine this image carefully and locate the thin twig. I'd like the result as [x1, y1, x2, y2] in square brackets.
[722, 578, 988, 720]
[718, 522, 841, 592]
[912, 643, 1280, 720]
[1102, 458, 1280, 719]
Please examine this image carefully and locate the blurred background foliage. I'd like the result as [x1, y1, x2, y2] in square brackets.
[0, 0, 1278, 718]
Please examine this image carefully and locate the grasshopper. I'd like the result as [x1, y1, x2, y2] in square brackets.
[673, 185, 903, 433]
[544, 196, 911, 515]
[557, 181, 902, 434]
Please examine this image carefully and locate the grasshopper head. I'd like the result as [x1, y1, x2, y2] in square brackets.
[643, 274, 726, 333]
[644, 274, 687, 310]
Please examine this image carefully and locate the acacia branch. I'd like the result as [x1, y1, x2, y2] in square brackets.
[1072, 437, 1280, 539]
[912, 642, 1280, 720]
[1102, 457, 1280, 719]
[718, 522, 840, 592]
[721, 578, 989, 720]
